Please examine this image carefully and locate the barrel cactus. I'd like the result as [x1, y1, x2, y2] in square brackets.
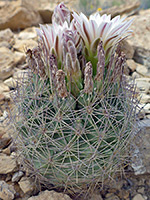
[12, 3, 139, 195]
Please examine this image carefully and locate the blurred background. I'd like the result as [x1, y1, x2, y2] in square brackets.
[1, 0, 150, 16]
[77, 0, 150, 15]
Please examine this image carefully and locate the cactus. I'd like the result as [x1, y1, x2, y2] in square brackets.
[11, 3, 139, 195]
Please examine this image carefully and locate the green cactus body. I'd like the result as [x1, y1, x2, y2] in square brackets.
[12, 60, 138, 191]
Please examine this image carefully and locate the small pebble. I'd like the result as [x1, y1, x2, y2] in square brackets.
[12, 171, 24, 183]
[133, 194, 145, 200]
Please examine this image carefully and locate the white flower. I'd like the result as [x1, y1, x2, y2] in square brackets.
[36, 21, 69, 64]
[72, 12, 133, 60]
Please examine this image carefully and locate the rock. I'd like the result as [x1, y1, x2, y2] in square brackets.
[0, 47, 15, 80]
[14, 51, 26, 65]
[0, 1, 6, 8]
[18, 177, 35, 194]
[118, 190, 129, 199]
[138, 103, 150, 119]
[0, 93, 5, 101]
[38, 8, 53, 24]
[120, 40, 135, 59]
[2, 92, 11, 101]
[4, 77, 17, 89]
[0, 41, 12, 49]
[134, 47, 150, 71]
[131, 146, 146, 175]
[0, 126, 7, 136]
[126, 59, 137, 72]
[144, 103, 150, 113]
[0, 153, 17, 174]
[0, 110, 8, 122]
[138, 119, 150, 174]
[132, 119, 150, 175]
[135, 78, 150, 94]
[136, 63, 148, 75]
[5, 174, 12, 182]
[2, 146, 11, 155]
[0, 137, 12, 150]
[88, 193, 103, 200]
[0, 0, 43, 30]
[105, 193, 120, 200]
[127, 9, 150, 70]
[17, 27, 37, 40]
[132, 71, 142, 79]
[13, 69, 29, 81]
[0, 28, 14, 43]
[140, 94, 150, 104]
[99, 0, 140, 18]
[0, 28, 14, 48]
[0, 180, 16, 200]
[133, 194, 145, 200]
[137, 187, 145, 194]
[0, 82, 10, 93]
[13, 39, 38, 53]
[28, 190, 72, 200]
[12, 171, 24, 182]
[38, 3, 57, 24]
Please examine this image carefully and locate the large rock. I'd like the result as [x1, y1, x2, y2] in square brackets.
[0, 28, 14, 50]
[0, 82, 10, 93]
[0, 0, 43, 31]
[4, 77, 17, 89]
[134, 47, 150, 70]
[136, 63, 148, 75]
[133, 194, 145, 200]
[0, 47, 15, 80]
[0, 153, 17, 174]
[126, 59, 137, 72]
[18, 177, 36, 194]
[99, 0, 140, 18]
[28, 190, 72, 200]
[0, 133, 12, 150]
[38, 3, 57, 24]
[17, 27, 37, 40]
[135, 78, 150, 94]
[0, 110, 8, 123]
[12, 171, 24, 182]
[132, 119, 150, 175]
[127, 9, 150, 70]
[120, 40, 135, 59]
[0, 28, 14, 43]
[13, 39, 38, 53]
[0, 181, 16, 200]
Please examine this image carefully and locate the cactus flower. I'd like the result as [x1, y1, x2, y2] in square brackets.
[36, 21, 70, 67]
[33, 2, 134, 95]
[72, 11, 133, 65]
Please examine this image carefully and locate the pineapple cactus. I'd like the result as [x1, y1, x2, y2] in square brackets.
[11, 3, 139, 195]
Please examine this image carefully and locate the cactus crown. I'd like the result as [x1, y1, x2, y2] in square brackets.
[11, 3, 139, 196]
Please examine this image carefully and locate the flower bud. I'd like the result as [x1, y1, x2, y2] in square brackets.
[52, 3, 71, 26]
[95, 42, 105, 81]
[84, 62, 93, 93]
[26, 49, 38, 74]
[56, 70, 68, 98]
[32, 47, 46, 78]
[49, 54, 58, 82]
